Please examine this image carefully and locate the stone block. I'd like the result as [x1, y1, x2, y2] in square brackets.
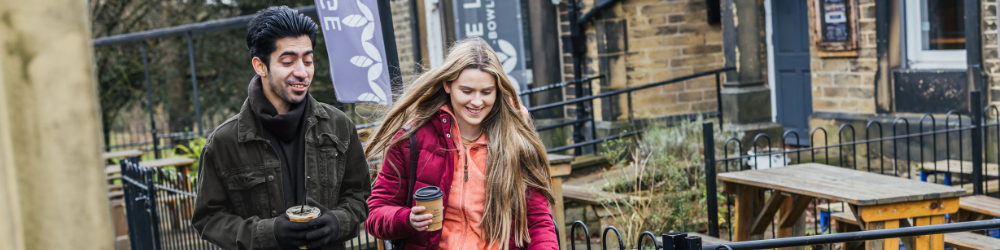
[640, 3, 686, 15]
[630, 25, 679, 39]
[823, 86, 848, 98]
[626, 59, 669, 72]
[850, 60, 878, 73]
[813, 99, 840, 112]
[663, 33, 705, 46]
[692, 100, 718, 112]
[812, 73, 834, 86]
[678, 91, 704, 102]
[627, 71, 650, 83]
[833, 74, 862, 86]
[848, 87, 875, 99]
[669, 14, 686, 23]
[647, 48, 682, 59]
[630, 37, 663, 50]
[671, 55, 717, 67]
[721, 85, 773, 124]
[682, 44, 723, 55]
[686, 77, 717, 90]
[818, 59, 851, 72]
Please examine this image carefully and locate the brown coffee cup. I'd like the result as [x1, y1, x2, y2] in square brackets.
[413, 186, 444, 231]
[286, 205, 320, 249]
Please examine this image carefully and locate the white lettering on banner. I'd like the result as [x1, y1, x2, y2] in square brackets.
[486, 0, 497, 39]
[324, 17, 342, 30]
[463, 0, 480, 9]
[320, 0, 338, 10]
[466, 23, 484, 36]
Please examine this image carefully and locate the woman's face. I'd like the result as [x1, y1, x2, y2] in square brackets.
[444, 68, 497, 131]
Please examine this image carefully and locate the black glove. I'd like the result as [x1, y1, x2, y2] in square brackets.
[301, 198, 340, 249]
[274, 213, 312, 250]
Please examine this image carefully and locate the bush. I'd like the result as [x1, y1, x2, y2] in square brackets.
[598, 118, 738, 246]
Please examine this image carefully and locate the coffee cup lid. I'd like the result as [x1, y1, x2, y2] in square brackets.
[413, 186, 444, 201]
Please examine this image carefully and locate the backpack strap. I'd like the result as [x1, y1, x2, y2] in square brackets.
[389, 133, 419, 250]
[405, 133, 418, 207]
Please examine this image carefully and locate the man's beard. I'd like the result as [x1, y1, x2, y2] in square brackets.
[267, 74, 309, 104]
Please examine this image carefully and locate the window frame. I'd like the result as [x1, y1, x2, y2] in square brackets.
[904, 0, 967, 69]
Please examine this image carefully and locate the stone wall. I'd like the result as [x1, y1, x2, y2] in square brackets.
[390, 0, 417, 84]
[983, 0, 999, 104]
[808, 0, 878, 114]
[559, 0, 727, 121]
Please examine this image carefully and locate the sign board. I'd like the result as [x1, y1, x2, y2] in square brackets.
[812, 0, 859, 53]
[314, 0, 393, 106]
[452, 0, 528, 100]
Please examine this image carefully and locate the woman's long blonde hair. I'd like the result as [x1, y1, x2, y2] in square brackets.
[365, 37, 553, 249]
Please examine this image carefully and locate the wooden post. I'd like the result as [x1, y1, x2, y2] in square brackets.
[0, 0, 114, 248]
[547, 154, 574, 250]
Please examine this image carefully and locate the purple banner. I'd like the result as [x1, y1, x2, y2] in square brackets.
[314, 0, 392, 106]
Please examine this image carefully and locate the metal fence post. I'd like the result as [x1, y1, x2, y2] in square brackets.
[663, 232, 688, 250]
[704, 122, 720, 237]
[146, 169, 162, 250]
[971, 90, 984, 195]
[685, 236, 702, 250]
[141, 42, 160, 159]
[186, 32, 202, 135]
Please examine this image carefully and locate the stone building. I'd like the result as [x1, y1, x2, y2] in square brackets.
[400, 0, 998, 147]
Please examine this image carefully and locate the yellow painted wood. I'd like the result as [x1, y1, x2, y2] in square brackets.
[858, 198, 959, 221]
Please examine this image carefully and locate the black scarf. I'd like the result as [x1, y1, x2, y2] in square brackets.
[249, 75, 309, 209]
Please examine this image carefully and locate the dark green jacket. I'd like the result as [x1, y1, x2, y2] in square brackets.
[192, 95, 371, 250]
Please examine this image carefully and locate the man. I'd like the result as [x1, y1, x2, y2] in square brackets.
[192, 6, 371, 250]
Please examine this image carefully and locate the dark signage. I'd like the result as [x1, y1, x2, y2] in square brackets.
[452, 0, 529, 98]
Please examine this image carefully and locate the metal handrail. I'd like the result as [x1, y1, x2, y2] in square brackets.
[519, 75, 603, 96]
[704, 219, 1000, 250]
[527, 67, 734, 112]
[93, 6, 318, 46]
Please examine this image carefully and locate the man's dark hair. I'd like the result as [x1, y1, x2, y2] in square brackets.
[246, 6, 319, 68]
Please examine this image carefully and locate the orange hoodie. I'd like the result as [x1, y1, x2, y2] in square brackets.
[437, 104, 530, 250]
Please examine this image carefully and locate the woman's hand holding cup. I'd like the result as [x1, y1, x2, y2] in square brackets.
[409, 206, 435, 231]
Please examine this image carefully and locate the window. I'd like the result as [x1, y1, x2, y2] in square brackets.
[905, 0, 966, 69]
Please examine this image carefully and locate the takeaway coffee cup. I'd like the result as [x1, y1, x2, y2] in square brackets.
[286, 205, 320, 249]
[413, 186, 445, 231]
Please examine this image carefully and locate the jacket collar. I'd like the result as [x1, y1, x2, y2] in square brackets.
[237, 76, 330, 143]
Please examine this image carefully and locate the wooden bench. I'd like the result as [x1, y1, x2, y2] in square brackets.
[836, 211, 1000, 249]
[917, 160, 999, 185]
[957, 195, 1000, 222]
[943, 232, 1000, 250]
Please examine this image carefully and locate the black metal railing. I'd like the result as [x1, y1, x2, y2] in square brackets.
[524, 67, 734, 154]
[119, 158, 378, 250]
[700, 91, 1000, 247]
[553, 218, 1000, 250]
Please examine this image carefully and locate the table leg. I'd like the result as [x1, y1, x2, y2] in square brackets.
[777, 195, 811, 250]
[733, 185, 764, 242]
[864, 220, 899, 250]
[930, 215, 945, 250]
[913, 217, 930, 250]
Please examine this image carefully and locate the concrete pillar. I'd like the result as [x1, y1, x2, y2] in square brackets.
[0, 0, 114, 249]
[721, 0, 782, 145]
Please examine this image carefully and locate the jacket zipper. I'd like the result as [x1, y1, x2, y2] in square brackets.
[457, 143, 471, 250]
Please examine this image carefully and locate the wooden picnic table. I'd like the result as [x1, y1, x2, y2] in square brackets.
[547, 153, 573, 250]
[956, 195, 1000, 222]
[106, 157, 196, 176]
[719, 163, 966, 250]
[102, 149, 143, 163]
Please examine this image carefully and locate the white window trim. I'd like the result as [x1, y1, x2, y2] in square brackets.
[904, 0, 966, 69]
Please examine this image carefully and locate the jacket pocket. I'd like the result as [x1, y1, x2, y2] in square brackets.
[224, 169, 268, 218]
[317, 133, 345, 204]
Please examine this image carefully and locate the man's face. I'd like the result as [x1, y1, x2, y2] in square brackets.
[254, 35, 314, 110]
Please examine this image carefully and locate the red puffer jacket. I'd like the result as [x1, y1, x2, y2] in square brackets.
[365, 110, 558, 250]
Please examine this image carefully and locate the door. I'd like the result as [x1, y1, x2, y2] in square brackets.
[772, 0, 813, 146]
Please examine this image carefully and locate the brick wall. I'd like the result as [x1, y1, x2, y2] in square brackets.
[808, 0, 878, 114]
[560, 0, 726, 121]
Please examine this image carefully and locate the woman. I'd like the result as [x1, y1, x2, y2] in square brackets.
[364, 37, 558, 250]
